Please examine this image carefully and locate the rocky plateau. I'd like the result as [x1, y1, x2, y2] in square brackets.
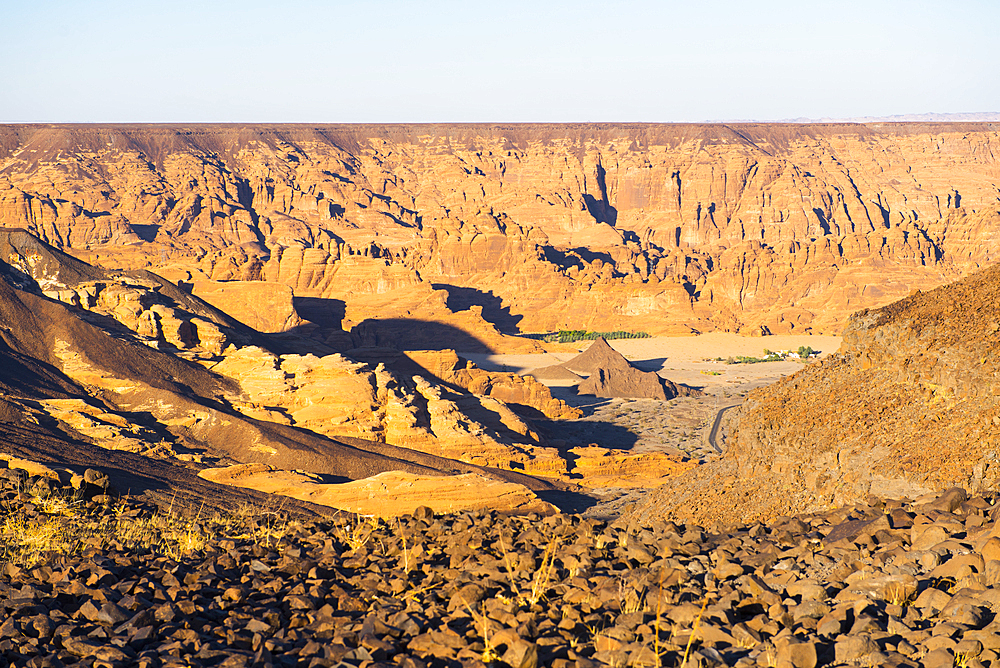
[1, 123, 998, 349]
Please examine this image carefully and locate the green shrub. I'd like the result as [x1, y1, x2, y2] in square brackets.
[552, 330, 651, 343]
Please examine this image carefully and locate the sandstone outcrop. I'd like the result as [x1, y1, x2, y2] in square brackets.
[632, 262, 1000, 525]
[199, 464, 556, 517]
[399, 349, 582, 420]
[0, 230, 596, 510]
[210, 346, 568, 476]
[188, 278, 304, 334]
[566, 445, 696, 488]
[532, 337, 695, 400]
[1, 123, 998, 351]
[0, 227, 260, 358]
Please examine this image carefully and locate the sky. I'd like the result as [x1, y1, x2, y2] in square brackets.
[3, 0, 998, 123]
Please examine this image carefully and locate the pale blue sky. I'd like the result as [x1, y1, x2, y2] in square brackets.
[3, 0, 997, 122]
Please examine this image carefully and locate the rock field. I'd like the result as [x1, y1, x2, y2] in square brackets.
[9, 464, 1000, 668]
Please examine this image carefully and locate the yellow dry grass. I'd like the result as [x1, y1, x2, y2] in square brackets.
[0, 487, 292, 567]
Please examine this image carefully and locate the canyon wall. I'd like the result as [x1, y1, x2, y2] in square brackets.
[1, 123, 998, 346]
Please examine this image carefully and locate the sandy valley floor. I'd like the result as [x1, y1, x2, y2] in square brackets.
[464, 333, 843, 514]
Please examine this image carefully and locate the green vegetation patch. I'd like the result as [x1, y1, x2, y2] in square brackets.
[717, 346, 818, 365]
[542, 330, 651, 344]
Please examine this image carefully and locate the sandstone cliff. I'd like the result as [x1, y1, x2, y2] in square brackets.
[3, 230, 693, 510]
[1, 123, 997, 349]
[631, 262, 1000, 524]
[0, 231, 589, 502]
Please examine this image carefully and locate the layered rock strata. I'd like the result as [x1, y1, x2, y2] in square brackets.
[0, 123, 997, 349]
[210, 346, 567, 476]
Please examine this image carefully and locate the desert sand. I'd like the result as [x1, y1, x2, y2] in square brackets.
[464, 332, 842, 383]
[199, 464, 555, 517]
[466, 333, 841, 456]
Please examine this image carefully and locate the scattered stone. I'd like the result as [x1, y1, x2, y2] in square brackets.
[2, 482, 1000, 668]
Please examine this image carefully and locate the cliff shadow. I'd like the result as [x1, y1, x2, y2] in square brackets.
[540, 386, 640, 450]
[535, 488, 603, 514]
[350, 318, 495, 353]
[430, 284, 523, 334]
[129, 223, 160, 243]
[542, 415, 640, 451]
[542, 246, 615, 271]
[631, 357, 668, 372]
[582, 193, 618, 226]
[264, 310, 499, 358]
[258, 297, 351, 355]
[293, 296, 346, 330]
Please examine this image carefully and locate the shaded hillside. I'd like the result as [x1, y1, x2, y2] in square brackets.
[0, 232, 585, 509]
[631, 263, 1000, 525]
[0, 123, 998, 349]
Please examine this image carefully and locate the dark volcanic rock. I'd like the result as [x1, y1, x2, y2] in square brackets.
[3, 480, 1000, 668]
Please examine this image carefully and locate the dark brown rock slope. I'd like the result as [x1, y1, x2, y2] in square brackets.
[632, 263, 1000, 525]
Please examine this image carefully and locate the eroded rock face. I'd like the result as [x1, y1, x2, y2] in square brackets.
[187, 278, 304, 334]
[634, 262, 1000, 525]
[1, 123, 998, 348]
[210, 346, 568, 476]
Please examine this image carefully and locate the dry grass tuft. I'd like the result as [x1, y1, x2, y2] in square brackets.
[331, 513, 380, 552]
[0, 488, 294, 566]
